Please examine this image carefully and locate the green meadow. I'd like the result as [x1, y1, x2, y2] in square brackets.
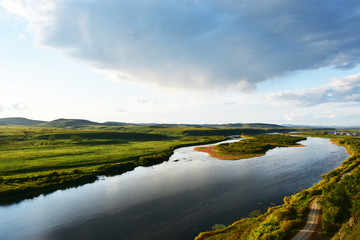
[0, 125, 226, 204]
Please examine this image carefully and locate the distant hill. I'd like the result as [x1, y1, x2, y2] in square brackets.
[0, 118, 287, 129]
[1, 117, 355, 129]
[102, 121, 131, 126]
[224, 123, 285, 128]
[283, 124, 338, 130]
[43, 119, 101, 128]
[0, 117, 46, 126]
[0, 118, 130, 128]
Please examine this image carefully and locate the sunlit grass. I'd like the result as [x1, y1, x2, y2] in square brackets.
[0, 125, 225, 204]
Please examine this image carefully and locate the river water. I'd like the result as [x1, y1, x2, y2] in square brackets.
[0, 137, 349, 240]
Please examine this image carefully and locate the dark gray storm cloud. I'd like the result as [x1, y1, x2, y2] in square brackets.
[21, 0, 360, 89]
[267, 73, 360, 106]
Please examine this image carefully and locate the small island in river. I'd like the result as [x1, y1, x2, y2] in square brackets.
[195, 134, 306, 160]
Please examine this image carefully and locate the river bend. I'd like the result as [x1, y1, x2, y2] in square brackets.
[0, 137, 349, 240]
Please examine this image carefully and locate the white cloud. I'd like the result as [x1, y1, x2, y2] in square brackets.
[132, 98, 150, 104]
[129, 98, 158, 105]
[2, 0, 360, 91]
[0, 0, 56, 34]
[10, 102, 27, 111]
[17, 33, 26, 39]
[116, 108, 127, 113]
[221, 100, 238, 105]
[267, 73, 360, 106]
[326, 110, 337, 119]
[284, 112, 309, 122]
[0, 0, 52, 21]
[284, 113, 294, 121]
[0, 103, 28, 112]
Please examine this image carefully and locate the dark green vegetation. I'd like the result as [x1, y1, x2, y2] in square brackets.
[196, 133, 360, 240]
[319, 136, 360, 240]
[217, 134, 306, 155]
[0, 121, 290, 205]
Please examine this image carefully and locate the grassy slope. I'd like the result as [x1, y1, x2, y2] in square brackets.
[195, 132, 360, 240]
[0, 125, 226, 204]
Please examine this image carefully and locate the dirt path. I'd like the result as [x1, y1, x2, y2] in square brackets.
[291, 198, 323, 240]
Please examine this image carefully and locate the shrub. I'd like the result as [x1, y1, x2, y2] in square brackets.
[70, 135, 83, 142]
[212, 224, 227, 231]
[71, 169, 82, 174]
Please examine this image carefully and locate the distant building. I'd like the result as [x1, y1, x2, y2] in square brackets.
[327, 131, 360, 136]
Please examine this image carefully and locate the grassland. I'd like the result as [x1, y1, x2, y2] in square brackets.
[195, 133, 360, 240]
[7, 125, 360, 239]
[195, 134, 306, 160]
[0, 125, 228, 204]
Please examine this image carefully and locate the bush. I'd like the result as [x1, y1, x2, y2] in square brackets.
[70, 135, 83, 142]
[71, 169, 82, 174]
[138, 151, 172, 166]
[212, 224, 227, 231]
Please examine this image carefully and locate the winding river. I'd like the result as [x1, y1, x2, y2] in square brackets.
[0, 137, 349, 240]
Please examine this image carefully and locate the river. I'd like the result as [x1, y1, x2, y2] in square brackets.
[0, 137, 349, 240]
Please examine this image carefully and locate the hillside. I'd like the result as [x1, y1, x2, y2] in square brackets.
[0, 117, 46, 126]
[0, 117, 290, 129]
[224, 123, 285, 128]
[43, 118, 101, 128]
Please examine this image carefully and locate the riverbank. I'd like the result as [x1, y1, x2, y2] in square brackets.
[0, 136, 228, 205]
[195, 135, 360, 240]
[0, 126, 227, 205]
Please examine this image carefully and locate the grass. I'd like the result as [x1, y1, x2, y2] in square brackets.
[0, 125, 226, 204]
[195, 191, 312, 240]
[195, 134, 306, 160]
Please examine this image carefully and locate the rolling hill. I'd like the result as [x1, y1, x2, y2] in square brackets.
[0, 117, 46, 126]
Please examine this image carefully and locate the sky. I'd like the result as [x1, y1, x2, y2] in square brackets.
[0, 0, 360, 126]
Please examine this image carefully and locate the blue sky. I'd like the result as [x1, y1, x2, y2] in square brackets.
[1, 0, 360, 126]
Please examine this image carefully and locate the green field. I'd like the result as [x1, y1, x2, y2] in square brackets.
[0, 125, 228, 204]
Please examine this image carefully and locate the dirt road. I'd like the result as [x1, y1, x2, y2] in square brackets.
[291, 198, 323, 240]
